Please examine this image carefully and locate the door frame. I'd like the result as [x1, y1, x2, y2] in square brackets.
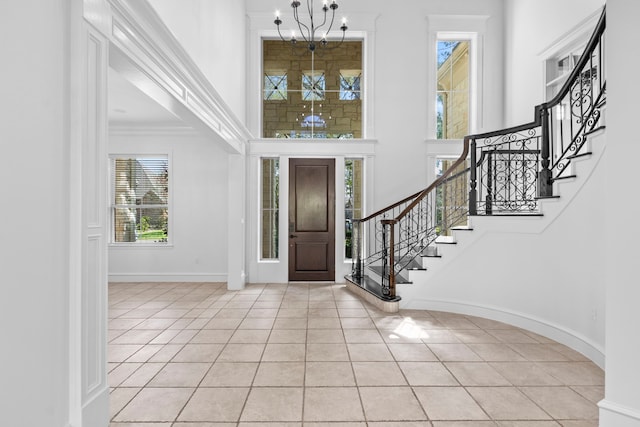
[248, 148, 375, 284]
[288, 158, 336, 281]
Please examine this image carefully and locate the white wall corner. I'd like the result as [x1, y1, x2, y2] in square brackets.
[599, 400, 640, 427]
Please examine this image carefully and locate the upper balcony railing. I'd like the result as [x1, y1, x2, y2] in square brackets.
[350, 7, 606, 299]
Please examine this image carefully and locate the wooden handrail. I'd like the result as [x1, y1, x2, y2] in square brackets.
[395, 136, 471, 222]
[356, 189, 424, 222]
[545, 6, 606, 109]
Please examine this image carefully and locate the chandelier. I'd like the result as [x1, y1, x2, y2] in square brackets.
[274, 0, 348, 53]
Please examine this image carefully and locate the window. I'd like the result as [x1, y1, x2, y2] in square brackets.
[344, 158, 363, 259]
[436, 40, 470, 139]
[264, 71, 288, 100]
[262, 40, 363, 139]
[111, 156, 169, 244]
[302, 70, 325, 101]
[340, 70, 361, 100]
[435, 157, 467, 236]
[261, 158, 279, 259]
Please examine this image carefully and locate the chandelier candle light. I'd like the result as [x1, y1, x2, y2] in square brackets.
[274, 0, 348, 53]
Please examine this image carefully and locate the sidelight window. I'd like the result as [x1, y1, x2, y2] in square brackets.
[344, 158, 363, 259]
[261, 158, 280, 259]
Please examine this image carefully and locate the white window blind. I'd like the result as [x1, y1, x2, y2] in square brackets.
[111, 156, 169, 244]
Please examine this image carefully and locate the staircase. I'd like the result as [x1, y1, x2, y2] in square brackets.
[345, 6, 607, 326]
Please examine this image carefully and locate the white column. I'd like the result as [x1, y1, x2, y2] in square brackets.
[227, 153, 247, 290]
[599, 1, 640, 425]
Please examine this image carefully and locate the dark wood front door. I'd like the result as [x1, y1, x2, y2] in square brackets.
[288, 158, 335, 281]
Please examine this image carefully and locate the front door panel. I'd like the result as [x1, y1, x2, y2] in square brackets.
[289, 158, 335, 281]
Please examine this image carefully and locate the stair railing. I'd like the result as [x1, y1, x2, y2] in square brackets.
[351, 143, 470, 298]
[351, 6, 605, 299]
[470, 6, 605, 212]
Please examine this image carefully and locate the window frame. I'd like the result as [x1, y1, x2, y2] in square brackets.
[426, 14, 486, 141]
[109, 154, 172, 247]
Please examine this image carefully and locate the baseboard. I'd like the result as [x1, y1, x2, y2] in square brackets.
[599, 400, 640, 426]
[108, 272, 227, 282]
[82, 385, 109, 427]
[404, 298, 605, 368]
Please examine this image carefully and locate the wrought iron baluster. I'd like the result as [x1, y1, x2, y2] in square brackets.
[486, 150, 493, 215]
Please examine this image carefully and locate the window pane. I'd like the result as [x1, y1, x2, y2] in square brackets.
[435, 158, 468, 236]
[345, 158, 363, 259]
[264, 97, 355, 139]
[114, 207, 168, 243]
[340, 70, 361, 100]
[302, 71, 325, 101]
[436, 40, 469, 139]
[264, 71, 288, 100]
[262, 40, 363, 139]
[112, 157, 169, 244]
[261, 158, 279, 259]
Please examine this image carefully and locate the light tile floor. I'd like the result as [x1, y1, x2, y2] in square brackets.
[108, 282, 603, 427]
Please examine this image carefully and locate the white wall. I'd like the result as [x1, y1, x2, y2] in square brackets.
[108, 133, 229, 282]
[600, 0, 640, 424]
[504, 0, 605, 126]
[149, 0, 247, 123]
[0, 1, 71, 425]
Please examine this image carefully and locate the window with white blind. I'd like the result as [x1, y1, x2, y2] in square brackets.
[110, 156, 169, 244]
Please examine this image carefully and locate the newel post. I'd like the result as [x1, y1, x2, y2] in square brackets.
[469, 138, 478, 216]
[380, 219, 395, 298]
[538, 105, 553, 197]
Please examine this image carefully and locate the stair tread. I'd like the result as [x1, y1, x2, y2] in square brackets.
[567, 151, 592, 160]
[367, 266, 411, 284]
[553, 174, 577, 181]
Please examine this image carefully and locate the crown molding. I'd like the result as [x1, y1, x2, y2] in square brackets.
[108, 123, 199, 137]
[85, 0, 252, 154]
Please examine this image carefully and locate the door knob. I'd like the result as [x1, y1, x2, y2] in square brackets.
[289, 234, 297, 238]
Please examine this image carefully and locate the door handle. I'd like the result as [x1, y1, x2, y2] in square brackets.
[289, 234, 297, 238]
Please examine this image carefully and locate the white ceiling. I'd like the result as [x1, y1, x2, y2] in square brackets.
[108, 67, 185, 127]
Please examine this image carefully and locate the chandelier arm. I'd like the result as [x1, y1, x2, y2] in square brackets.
[322, 26, 347, 50]
[322, 9, 335, 37]
[293, 5, 311, 43]
[315, 4, 329, 34]
[275, 23, 287, 42]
